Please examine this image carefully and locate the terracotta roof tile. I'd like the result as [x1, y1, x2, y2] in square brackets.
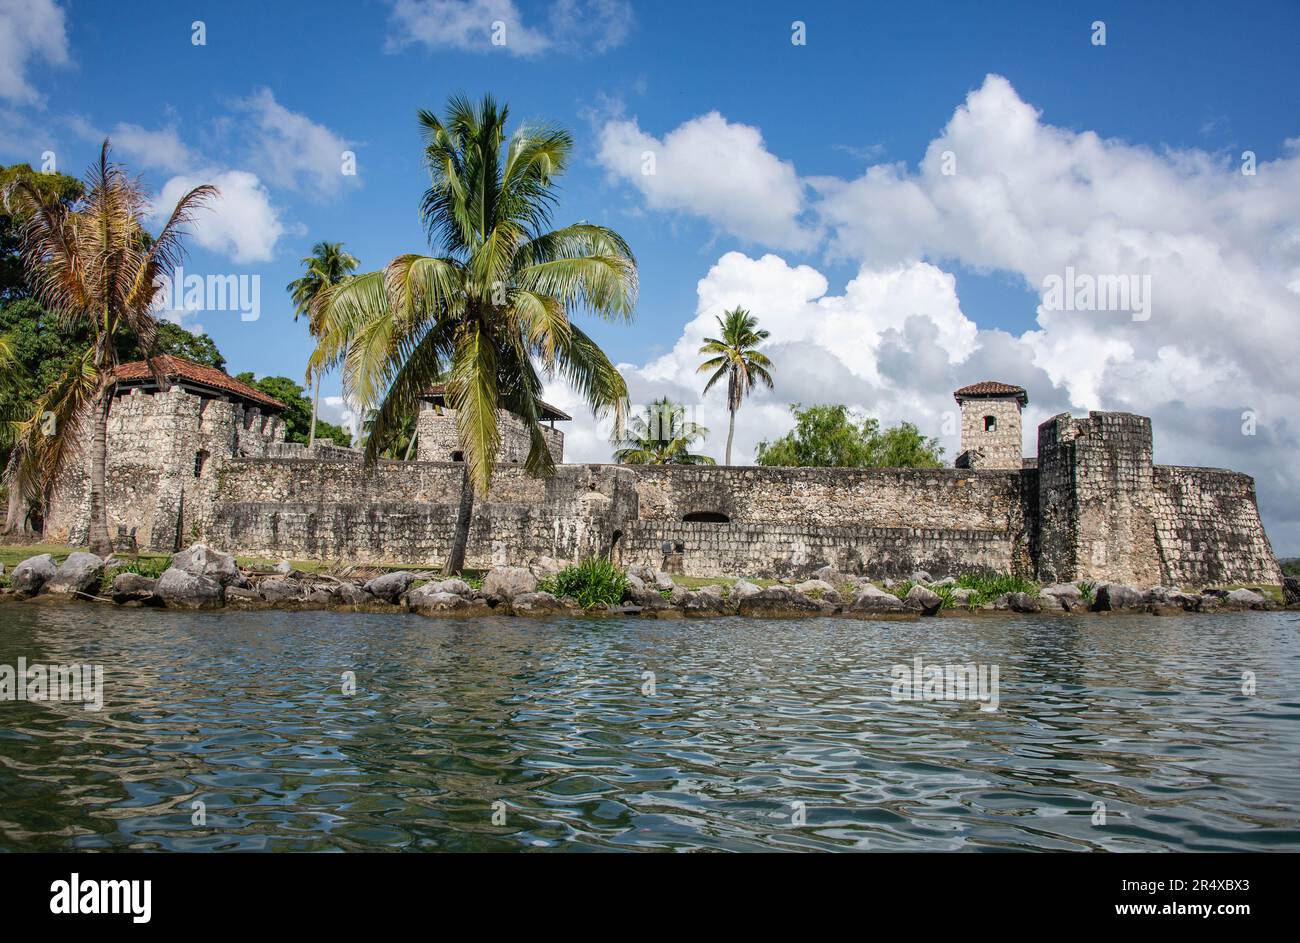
[112, 356, 287, 412]
[953, 380, 1028, 405]
[421, 383, 571, 421]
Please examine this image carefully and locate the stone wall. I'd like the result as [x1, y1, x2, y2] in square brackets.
[203, 460, 636, 568]
[416, 403, 564, 464]
[43, 385, 1283, 586]
[1036, 412, 1162, 585]
[1153, 465, 1283, 586]
[45, 386, 285, 552]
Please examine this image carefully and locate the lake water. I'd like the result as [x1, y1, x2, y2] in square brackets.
[1, 603, 1298, 852]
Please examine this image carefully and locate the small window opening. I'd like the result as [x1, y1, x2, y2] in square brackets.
[451, 451, 464, 462]
[682, 511, 730, 523]
[983, 415, 997, 432]
[194, 449, 210, 478]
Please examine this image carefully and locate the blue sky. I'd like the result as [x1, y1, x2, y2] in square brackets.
[4, 0, 1300, 550]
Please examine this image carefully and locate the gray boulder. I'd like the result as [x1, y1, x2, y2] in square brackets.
[849, 584, 907, 614]
[156, 567, 224, 609]
[509, 591, 566, 615]
[274, 559, 293, 575]
[911, 570, 934, 584]
[1224, 588, 1269, 610]
[737, 586, 830, 618]
[10, 554, 57, 596]
[110, 572, 159, 606]
[223, 585, 261, 608]
[257, 576, 305, 603]
[930, 576, 957, 588]
[681, 589, 732, 616]
[334, 582, 370, 607]
[1008, 591, 1042, 613]
[793, 578, 835, 596]
[426, 578, 473, 597]
[949, 587, 976, 608]
[1041, 582, 1083, 610]
[409, 590, 469, 614]
[483, 566, 538, 601]
[171, 543, 243, 588]
[1093, 584, 1149, 611]
[903, 584, 943, 615]
[728, 580, 762, 601]
[527, 556, 565, 580]
[364, 570, 418, 603]
[41, 551, 105, 596]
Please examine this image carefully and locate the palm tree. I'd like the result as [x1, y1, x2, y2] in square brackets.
[613, 398, 715, 465]
[311, 95, 636, 574]
[288, 241, 359, 448]
[697, 307, 774, 465]
[2, 141, 216, 555]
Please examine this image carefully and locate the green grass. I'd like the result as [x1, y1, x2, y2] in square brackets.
[538, 556, 628, 609]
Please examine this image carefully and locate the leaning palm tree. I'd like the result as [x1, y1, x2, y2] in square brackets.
[613, 398, 715, 465]
[311, 95, 636, 574]
[697, 307, 774, 465]
[3, 141, 216, 555]
[288, 241, 358, 448]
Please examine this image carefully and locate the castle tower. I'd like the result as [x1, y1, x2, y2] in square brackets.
[953, 381, 1027, 470]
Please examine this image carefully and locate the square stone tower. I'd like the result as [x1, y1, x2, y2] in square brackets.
[953, 381, 1028, 470]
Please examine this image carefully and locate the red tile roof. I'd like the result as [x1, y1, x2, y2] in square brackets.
[953, 380, 1028, 405]
[421, 384, 571, 421]
[112, 356, 287, 412]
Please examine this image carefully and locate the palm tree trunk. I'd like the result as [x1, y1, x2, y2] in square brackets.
[307, 372, 320, 449]
[3, 483, 24, 535]
[86, 391, 112, 556]
[444, 464, 475, 575]
[725, 406, 736, 466]
[402, 429, 418, 461]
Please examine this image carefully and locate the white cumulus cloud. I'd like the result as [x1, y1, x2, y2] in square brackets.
[0, 0, 69, 104]
[231, 88, 357, 198]
[597, 112, 819, 251]
[155, 170, 284, 265]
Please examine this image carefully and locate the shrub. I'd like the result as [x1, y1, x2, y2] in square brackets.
[538, 556, 628, 609]
[954, 571, 1040, 608]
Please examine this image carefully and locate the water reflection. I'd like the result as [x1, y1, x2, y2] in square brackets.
[1, 603, 1297, 851]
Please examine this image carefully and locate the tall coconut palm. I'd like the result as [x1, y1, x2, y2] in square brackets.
[2, 141, 216, 555]
[287, 241, 358, 448]
[697, 307, 774, 465]
[311, 95, 636, 574]
[612, 398, 715, 465]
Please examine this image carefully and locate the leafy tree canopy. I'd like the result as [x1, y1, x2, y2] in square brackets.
[234, 372, 352, 448]
[1, 163, 85, 301]
[756, 404, 944, 468]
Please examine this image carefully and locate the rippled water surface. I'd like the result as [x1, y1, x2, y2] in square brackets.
[1, 603, 1298, 851]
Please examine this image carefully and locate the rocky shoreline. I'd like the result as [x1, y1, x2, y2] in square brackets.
[2, 544, 1297, 620]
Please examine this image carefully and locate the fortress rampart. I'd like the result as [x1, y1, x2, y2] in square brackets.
[43, 374, 1284, 586]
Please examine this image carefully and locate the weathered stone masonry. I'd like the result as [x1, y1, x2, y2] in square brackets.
[45, 364, 1283, 586]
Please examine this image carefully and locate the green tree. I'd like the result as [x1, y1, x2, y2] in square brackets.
[3, 142, 216, 555]
[697, 307, 774, 465]
[613, 398, 715, 465]
[756, 404, 944, 468]
[1, 163, 85, 301]
[311, 95, 636, 574]
[287, 241, 358, 448]
[233, 373, 353, 447]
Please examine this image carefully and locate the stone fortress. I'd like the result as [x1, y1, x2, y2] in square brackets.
[45, 357, 1284, 587]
